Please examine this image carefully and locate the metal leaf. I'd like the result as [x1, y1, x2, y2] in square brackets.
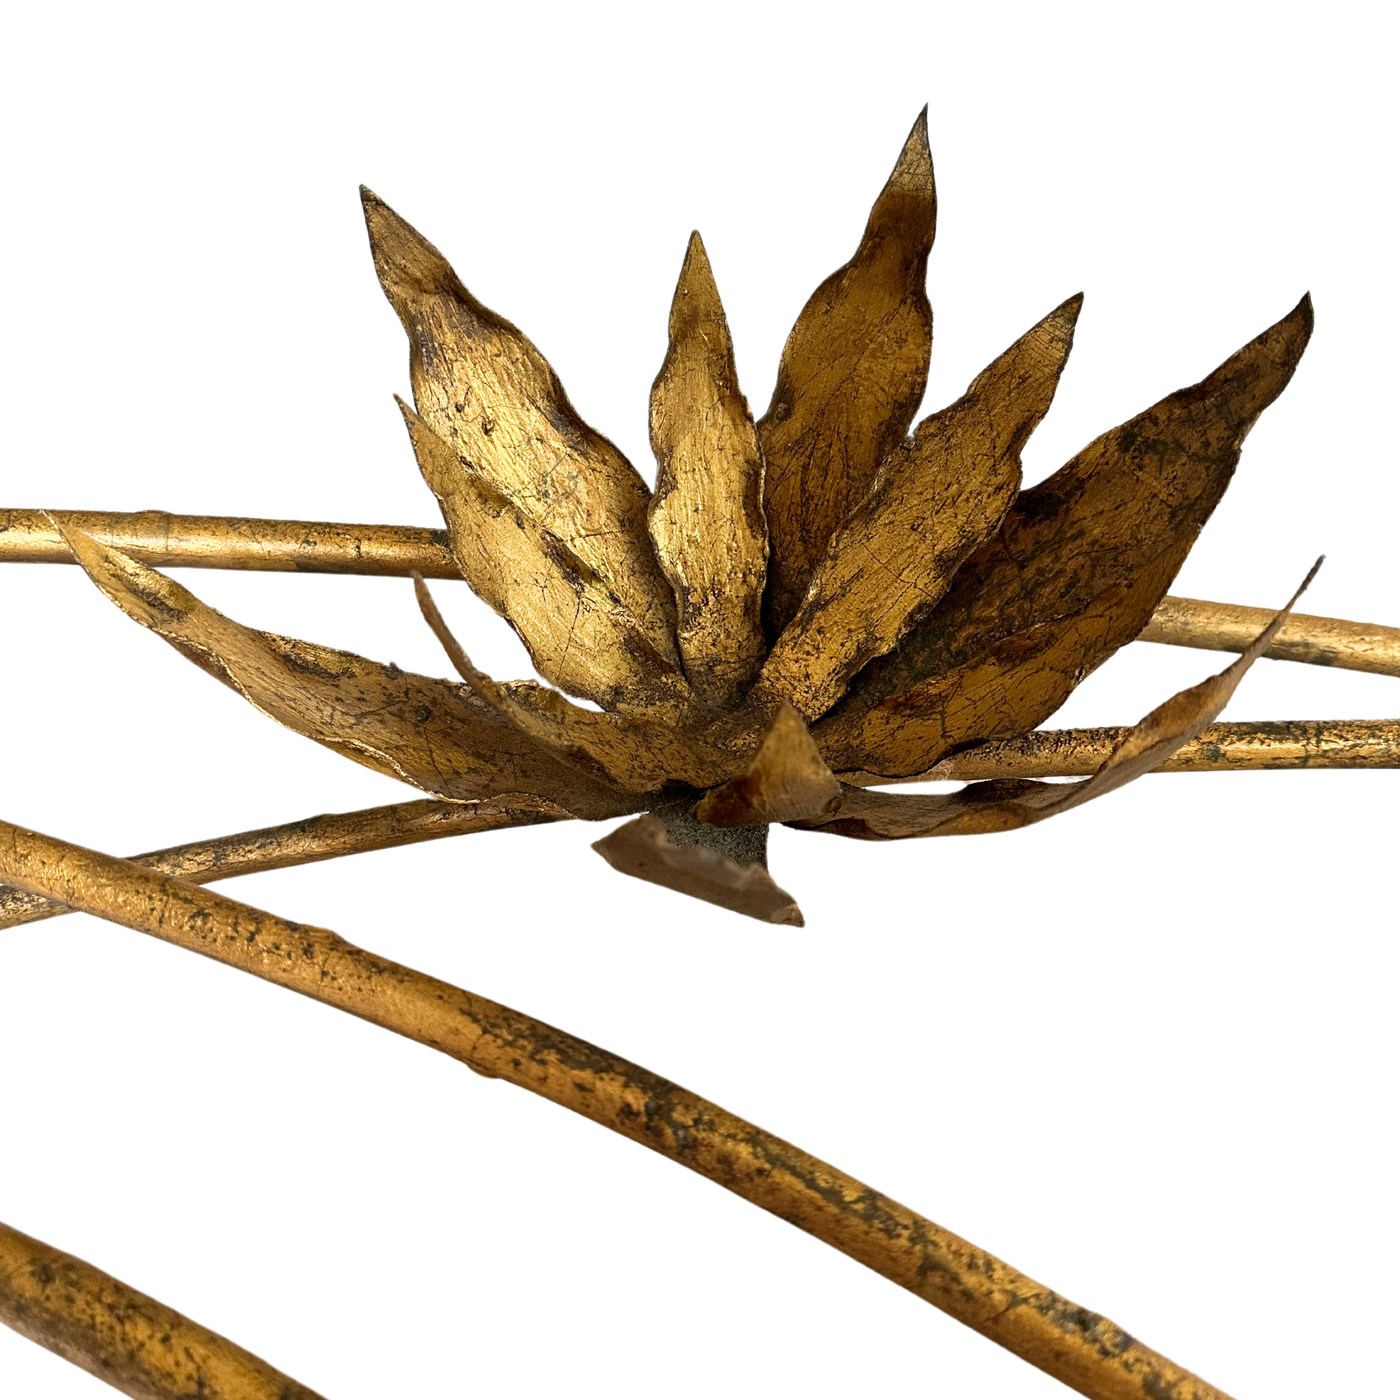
[805, 562, 1320, 839]
[58, 525, 634, 819]
[648, 232, 768, 707]
[592, 813, 803, 926]
[760, 295, 1081, 719]
[816, 295, 1314, 778]
[400, 402, 687, 715]
[758, 110, 936, 636]
[694, 704, 840, 827]
[411, 570, 733, 793]
[361, 188, 681, 680]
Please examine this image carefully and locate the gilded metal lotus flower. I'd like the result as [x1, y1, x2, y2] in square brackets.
[41, 113, 1329, 924]
[6, 113, 1400, 1400]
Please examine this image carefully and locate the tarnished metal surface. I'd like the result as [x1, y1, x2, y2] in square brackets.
[806, 565, 1318, 839]
[1142, 594, 1400, 677]
[814, 296, 1316, 776]
[854, 718, 1400, 784]
[7, 508, 1391, 681]
[0, 797, 565, 930]
[757, 110, 936, 635]
[648, 232, 769, 707]
[0, 820, 1236, 1400]
[759, 295, 1080, 718]
[0, 1218, 325, 1400]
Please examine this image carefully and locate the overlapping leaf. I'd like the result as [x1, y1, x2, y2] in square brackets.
[758, 110, 936, 636]
[694, 704, 840, 827]
[58, 525, 636, 820]
[400, 402, 685, 714]
[759, 295, 1081, 719]
[585, 795, 806, 924]
[411, 572, 745, 793]
[648, 232, 769, 708]
[362, 188, 685, 711]
[815, 295, 1314, 778]
[805, 562, 1319, 839]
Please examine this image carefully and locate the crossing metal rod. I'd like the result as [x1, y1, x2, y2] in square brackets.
[5, 507, 1398, 678]
[0, 814, 1238, 1400]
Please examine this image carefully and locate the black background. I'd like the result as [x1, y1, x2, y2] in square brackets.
[5, 63, 1394, 1400]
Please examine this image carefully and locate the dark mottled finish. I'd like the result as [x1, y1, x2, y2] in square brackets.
[0, 797, 569, 930]
[0, 819, 1236, 1400]
[816, 295, 1314, 777]
[759, 110, 936, 637]
[0, 1219, 325, 1399]
[58, 525, 638, 820]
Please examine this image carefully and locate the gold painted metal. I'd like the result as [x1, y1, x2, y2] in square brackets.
[0, 507, 458, 575]
[1141, 594, 1400, 677]
[362, 188, 682, 682]
[695, 703, 840, 827]
[813, 296, 1316, 777]
[6, 114, 1400, 1399]
[56, 522, 637, 820]
[5, 719, 1389, 934]
[648, 232, 769, 707]
[0, 796, 563, 931]
[399, 402, 687, 715]
[7, 511, 1397, 682]
[757, 109, 936, 635]
[808, 566, 1317, 839]
[0, 820, 1235, 1400]
[854, 717, 1400, 784]
[0, 1218, 325, 1400]
[592, 813, 803, 926]
[758, 295, 1081, 719]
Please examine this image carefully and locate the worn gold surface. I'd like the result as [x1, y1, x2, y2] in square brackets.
[400, 403, 687, 714]
[59, 525, 636, 820]
[0, 796, 563, 931]
[8, 513, 1395, 681]
[362, 189, 681, 675]
[695, 704, 840, 827]
[1142, 595, 1400, 677]
[593, 814, 802, 925]
[0, 507, 458, 575]
[0, 820, 1235, 1400]
[815, 296, 1315, 777]
[0, 1218, 325, 1400]
[648, 232, 768, 706]
[759, 295, 1080, 718]
[852, 718, 1400, 784]
[808, 566, 1316, 839]
[758, 111, 936, 635]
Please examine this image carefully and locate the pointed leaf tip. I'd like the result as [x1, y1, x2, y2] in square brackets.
[759, 115, 937, 636]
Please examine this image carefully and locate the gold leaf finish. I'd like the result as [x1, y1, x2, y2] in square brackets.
[0, 1219, 326, 1400]
[758, 111, 936, 635]
[817, 295, 1315, 776]
[695, 704, 840, 826]
[593, 814, 803, 925]
[0, 796, 564, 931]
[0, 818, 1238, 1400]
[9, 512, 1395, 679]
[809, 564, 1318, 840]
[7, 114, 1400, 1400]
[361, 189, 680, 672]
[58, 525, 634, 818]
[400, 403, 686, 714]
[864, 718, 1400, 783]
[1141, 594, 1400, 676]
[648, 232, 768, 706]
[761, 295, 1080, 718]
